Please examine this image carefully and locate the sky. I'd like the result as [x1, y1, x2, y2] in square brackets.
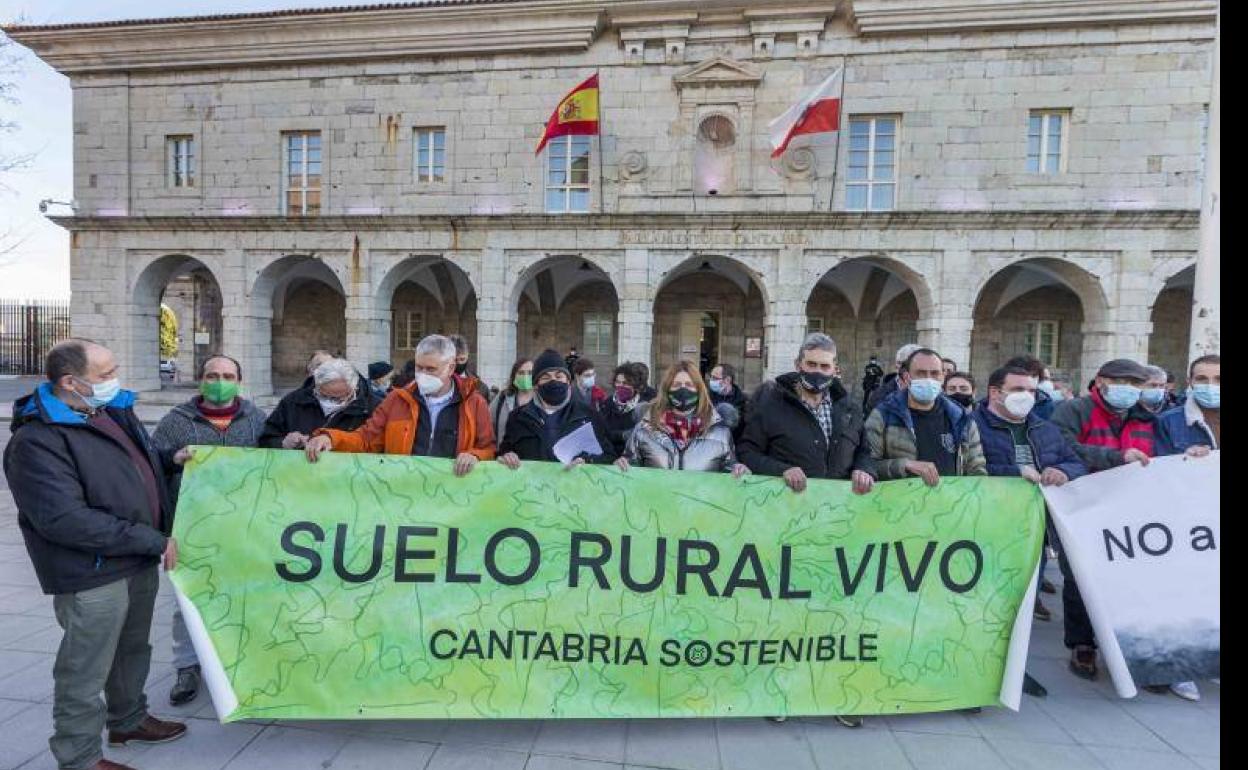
[0, 1, 388, 300]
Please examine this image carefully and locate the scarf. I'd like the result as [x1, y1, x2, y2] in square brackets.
[662, 410, 703, 450]
[195, 395, 240, 433]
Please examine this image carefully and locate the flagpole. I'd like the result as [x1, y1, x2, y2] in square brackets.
[827, 58, 848, 212]
[596, 69, 605, 214]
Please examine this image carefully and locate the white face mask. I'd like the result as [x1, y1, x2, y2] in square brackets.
[317, 396, 349, 416]
[416, 372, 445, 396]
[1002, 391, 1036, 419]
[581, 374, 596, 389]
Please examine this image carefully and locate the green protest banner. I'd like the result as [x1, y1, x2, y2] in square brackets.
[170, 446, 1044, 722]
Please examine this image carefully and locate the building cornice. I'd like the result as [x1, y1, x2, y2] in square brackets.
[2, 0, 825, 75]
[47, 210, 1200, 233]
[847, 0, 1218, 36]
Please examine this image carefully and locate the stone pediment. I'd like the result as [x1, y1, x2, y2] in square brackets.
[673, 57, 764, 91]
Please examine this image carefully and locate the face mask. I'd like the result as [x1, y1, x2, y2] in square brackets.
[455, 362, 468, 376]
[1038, 380, 1056, 396]
[75, 377, 121, 409]
[1003, 391, 1036, 419]
[317, 396, 348, 415]
[708, 379, 725, 395]
[908, 378, 942, 404]
[200, 380, 239, 405]
[1191, 384, 1220, 409]
[615, 385, 635, 403]
[513, 373, 533, 392]
[668, 387, 699, 412]
[1102, 384, 1141, 411]
[581, 374, 596, 389]
[1049, 389, 1065, 402]
[537, 380, 570, 407]
[949, 392, 974, 409]
[799, 371, 833, 393]
[416, 373, 445, 396]
[1140, 388, 1167, 409]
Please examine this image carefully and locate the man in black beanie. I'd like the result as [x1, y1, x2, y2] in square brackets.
[497, 348, 616, 468]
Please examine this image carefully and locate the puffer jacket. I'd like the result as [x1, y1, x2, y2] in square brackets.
[623, 405, 737, 472]
[1050, 389, 1157, 471]
[972, 401, 1087, 481]
[864, 388, 987, 479]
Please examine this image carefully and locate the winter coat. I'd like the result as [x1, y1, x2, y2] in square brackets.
[863, 388, 987, 479]
[498, 397, 617, 464]
[623, 405, 737, 472]
[257, 375, 380, 448]
[316, 381, 495, 459]
[1156, 398, 1219, 455]
[972, 401, 1087, 481]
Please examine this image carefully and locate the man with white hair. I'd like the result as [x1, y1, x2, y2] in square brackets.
[259, 355, 380, 449]
[304, 335, 495, 474]
[865, 342, 921, 413]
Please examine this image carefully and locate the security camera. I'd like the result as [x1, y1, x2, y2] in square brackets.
[38, 200, 48, 214]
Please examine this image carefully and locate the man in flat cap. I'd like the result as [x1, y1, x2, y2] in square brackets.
[1049, 357, 1158, 682]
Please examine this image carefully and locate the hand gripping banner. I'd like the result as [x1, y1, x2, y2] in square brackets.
[170, 447, 1043, 722]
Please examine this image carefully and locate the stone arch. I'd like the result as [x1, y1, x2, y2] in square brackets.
[378, 256, 479, 368]
[129, 253, 226, 391]
[803, 256, 930, 397]
[800, 253, 936, 322]
[1148, 264, 1195, 385]
[969, 257, 1112, 392]
[510, 254, 621, 368]
[248, 254, 348, 390]
[651, 254, 768, 387]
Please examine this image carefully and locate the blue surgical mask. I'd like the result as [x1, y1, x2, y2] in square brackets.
[1140, 388, 1167, 409]
[1103, 384, 1141, 411]
[908, 378, 942, 404]
[74, 377, 121, 409]
[1191, 384, 1220, 409]
[708, 379, 725, 395]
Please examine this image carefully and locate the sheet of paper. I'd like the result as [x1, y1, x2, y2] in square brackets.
[552, 421, 603, 465]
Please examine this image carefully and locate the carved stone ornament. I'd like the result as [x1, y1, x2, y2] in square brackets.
[781, 147, 817, 179]
[619, 151, 649, 181]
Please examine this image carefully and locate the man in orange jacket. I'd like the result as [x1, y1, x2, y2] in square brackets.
[303, 334, 494, 474]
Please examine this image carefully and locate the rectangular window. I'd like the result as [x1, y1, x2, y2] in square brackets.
[845, 116, 898, 211]
[395, 311, 423, 350]
[806, 317, 824, 334]
[166, 135, 195, 188]
[414, 127, 446, 183]
[583, 312, 613, 356]
[1024, 320, 1060, 366]
[282, 131, 322, 216]
[546, 135, 591, 213]
[1027, 110, 1069, 174]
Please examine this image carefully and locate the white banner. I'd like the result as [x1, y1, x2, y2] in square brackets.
[1043, 453, 1220, 697]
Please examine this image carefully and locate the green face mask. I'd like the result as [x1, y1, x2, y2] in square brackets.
[513, 374, 533, 392]
[200, 379, 240, 405]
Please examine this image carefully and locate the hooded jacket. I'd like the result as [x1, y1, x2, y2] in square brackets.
[258, 374, 380, 448]
[315, 380, 495, 459]
[4, 384, 175, 594]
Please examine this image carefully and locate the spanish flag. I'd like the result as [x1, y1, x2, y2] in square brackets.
[535, 73, 600, 155]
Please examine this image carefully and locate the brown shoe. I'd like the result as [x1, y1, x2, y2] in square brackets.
[107, 715, 188, 747]
[1033, 599, 1052, 622]
[1069, 645, 1098, 680]
[1040, 578, 1057, 595]
[88, 760, 138, 770]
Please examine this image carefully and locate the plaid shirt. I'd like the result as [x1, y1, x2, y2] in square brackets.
[803, 392, 835, 440]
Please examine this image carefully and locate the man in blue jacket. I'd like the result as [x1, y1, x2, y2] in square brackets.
[4, 339, 191, 770]
[973, 363, 1088, 689]
[1158, 354, 1219, 457]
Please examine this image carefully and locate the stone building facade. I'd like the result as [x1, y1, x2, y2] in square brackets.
[6, 0, 1216, 395]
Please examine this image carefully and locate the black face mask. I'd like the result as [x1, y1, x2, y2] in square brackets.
[537, 380, 570, 406]
[668, 387, 700, 412]
[799, 371, 834, 393]
[455, 362, 468, 376]
[949, 392, 975, 409]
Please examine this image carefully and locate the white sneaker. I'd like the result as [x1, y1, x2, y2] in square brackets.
[1170, 681, 1201, 701]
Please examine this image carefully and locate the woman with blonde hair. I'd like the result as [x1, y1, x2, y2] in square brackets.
[615, 360, 748, 477]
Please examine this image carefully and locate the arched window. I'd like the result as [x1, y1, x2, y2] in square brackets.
[694, 115, 736, 196]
